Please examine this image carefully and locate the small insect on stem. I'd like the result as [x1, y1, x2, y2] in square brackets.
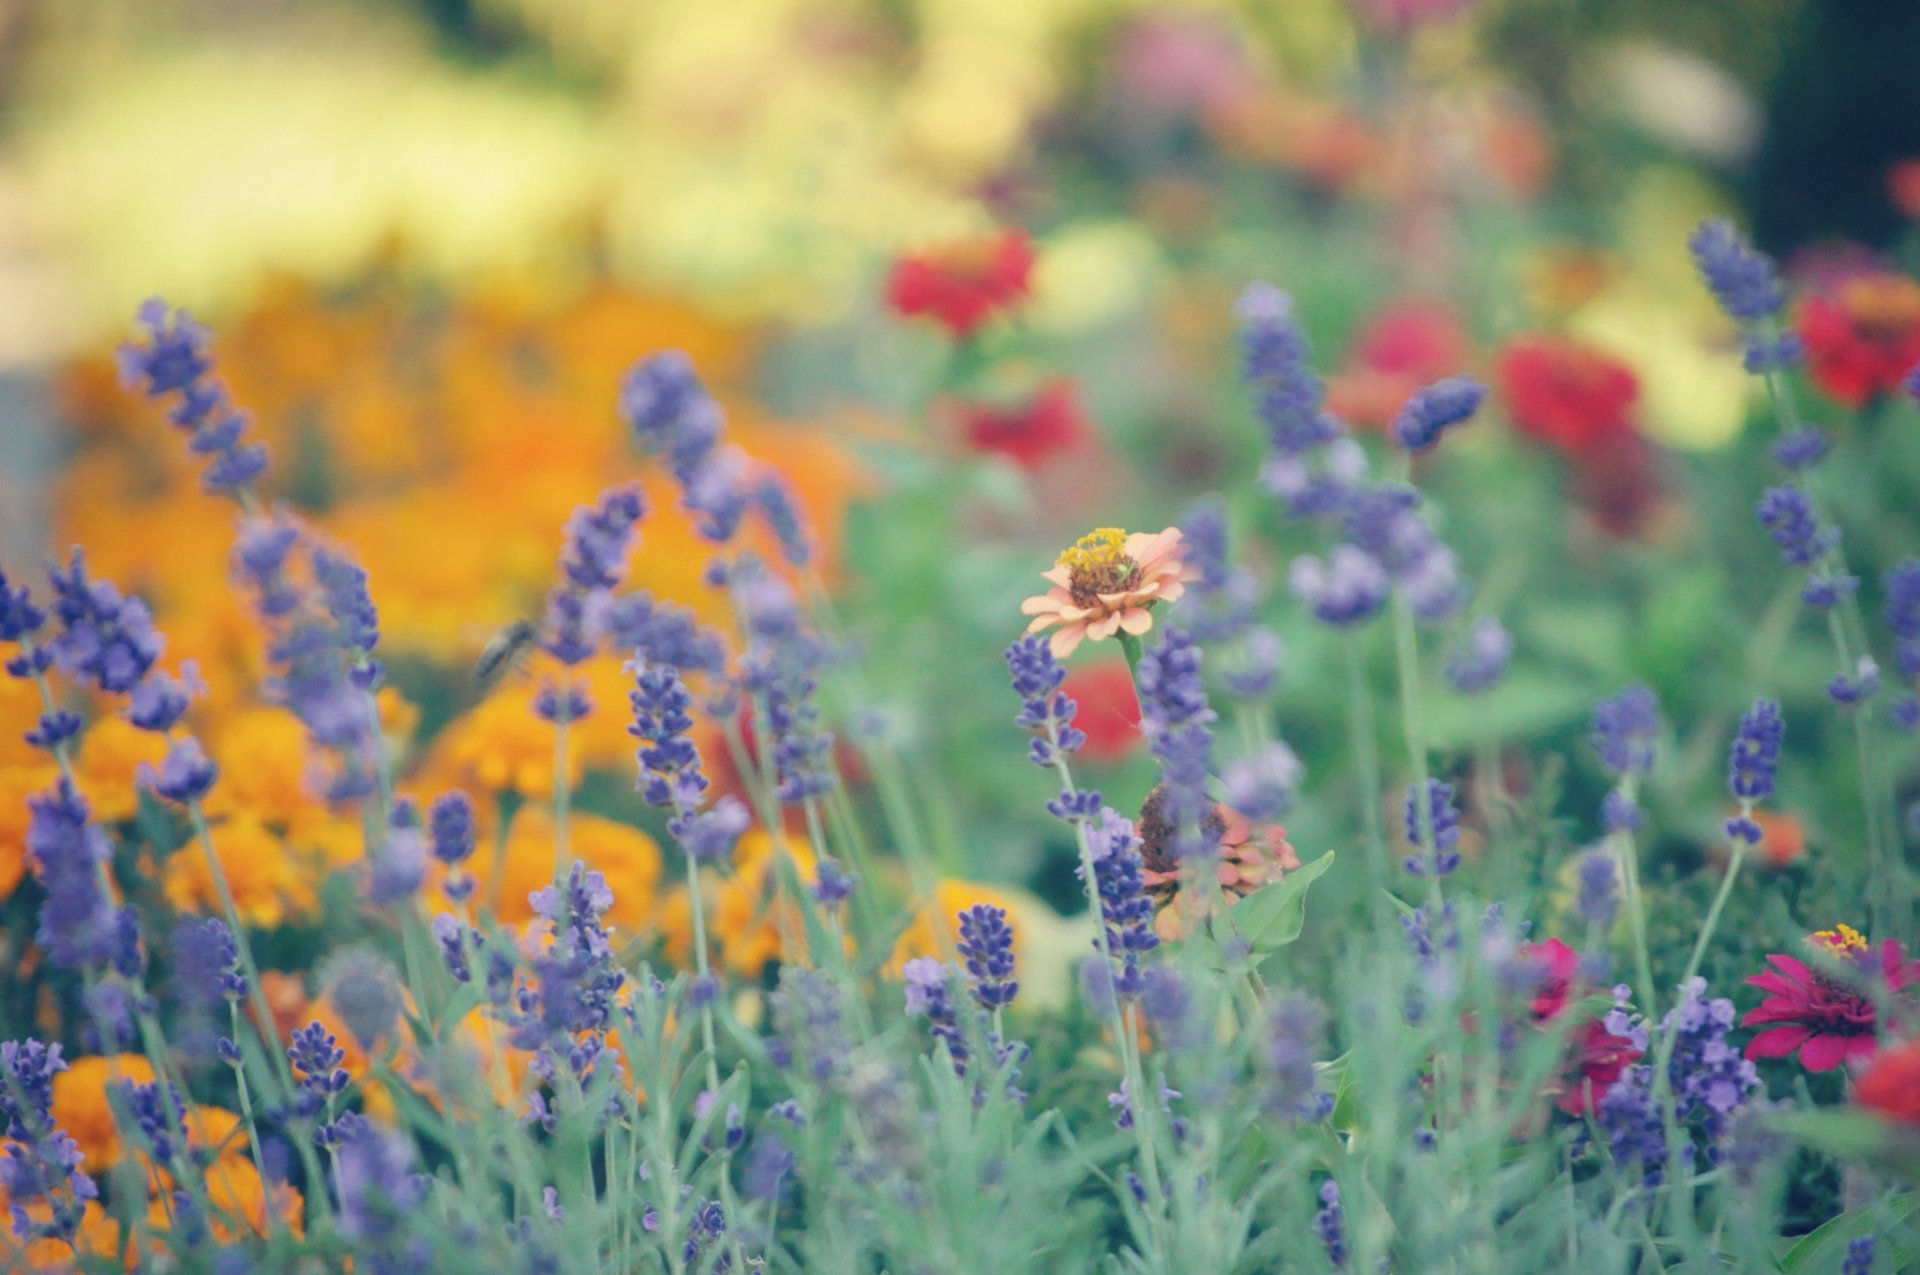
[474, 618, 540, 689]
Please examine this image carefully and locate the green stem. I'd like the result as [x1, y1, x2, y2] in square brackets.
[1390, 590, 1442, 909]
[1343, 635, 1391, 926]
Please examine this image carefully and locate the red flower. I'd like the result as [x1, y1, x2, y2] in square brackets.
[957, 380, 1092, 470]
[1494, 335, 1639, 454]
[1521, 938, 1645, 1116]
[1856, 1040, 1920, 1124]
[1326, 299, 1472, 432]
[1057, 660, 1141, 763]
[1742, 929, 1918, 1072]
[1795, 272, 1920, 408]
[886, 231, 1035, 339]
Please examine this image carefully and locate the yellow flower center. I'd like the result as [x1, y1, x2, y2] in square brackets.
[1809, 923, 1868, 957]
[1058, 528, 1141, 606]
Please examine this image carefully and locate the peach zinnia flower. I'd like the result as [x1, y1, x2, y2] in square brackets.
[1136, 790, 1300, 940]
[1021, 527, 1197, 658]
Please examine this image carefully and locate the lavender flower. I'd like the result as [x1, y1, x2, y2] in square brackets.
[1391, 375, 1487, 452]
[1134, 628, 1216, 867]
[1664, 977, 1759, 1152]
[1005, 634, 1085, 765]
[1770, 429, 1829, 472]
[143, 736, 219, 804]
[810, 858, 857, 907]
[1289, 545, 1389, 627]
[0, 565, 47, 649]
[1591, 685, 1661, 779]
[753, 474, 813, 568]
[1177, 497, 1260, 643]
[0, 1039, 98, 1244]
[1222, 741, 1303, 822]
[127, 662, 203, 733]
[118, 300, 269, 494]
[1082, 808, 1159, 998]
[1828, 655, 1881, 705]
[1265, 995, 1333, 1122]
[1598, 1064, 1667, 1184]
[1445, 616, 1512, 693]
[288, 1020, 350, 1125]
[25, 780, 120, 970]
[1315, 1180, 1348, 1269]
[542, 486, 645, 668]
[1403, 779, 1462, 877]
[620, 353, 757, 545]
[323, 950, 403, 1053]
[903, 958, 968, 1072]
[956, 904, 1018, 1010]
[45, 550, 164, 696]
[630, 661, 749, 862]
[770, 968, 851, 1085]
[334, 1123, 428, 1246]
[1757, 485, 1836, 567]
[429, 791, 476, 873]
[1688, 219, 1786, 322]
[1843, 1237, 1876, 1275]
[1883, 560, 1920, 678]
[1576, 849, 1620, 930]
[1725, 699, 1784, 844]
[602, 593, 727, 678]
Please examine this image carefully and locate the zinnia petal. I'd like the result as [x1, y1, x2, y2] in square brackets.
[1798, 1032, 1857, 1072]
[1745, 1025, 1812, 1059]
[1118, 607, 1154, 636]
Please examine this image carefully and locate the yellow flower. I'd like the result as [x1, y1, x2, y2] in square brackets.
[73, 716, 169, 823]
[658, 827, 817, 977]
[164, 813, 316, 929]
[422, 690, 584, 803]
[51, 1053, 157, 1172]
[201, 707, 318, 825]
[1021, 527, 1198, 658]
[0, 1193, 121, 1270]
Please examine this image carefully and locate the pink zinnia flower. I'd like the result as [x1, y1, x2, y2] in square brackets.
[957, 379, 1091, 471]
[1020, 527, 1197, 659]
[1742, 925, 1918, 1072]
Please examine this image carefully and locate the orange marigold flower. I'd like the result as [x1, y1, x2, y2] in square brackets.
[202, 706, 320, 825]
[886, 230, 1035, 339]
[1856, 1039, 1920, 1124]
[0, 1194, 121, 1270]
[1021, 527, 1198, 659]
[461, 807, 663, 938]
[163, 814, 317, 929]
[0, 764, 59, 900]
[51, 1053, 157, 1172]
[424, 691, 585, 803]
[660, 828, 818, 977]
[1795, 273, 1920, 408]
[73, 716, 169, 823]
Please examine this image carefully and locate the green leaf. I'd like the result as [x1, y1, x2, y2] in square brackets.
[1778, 1192, 1915, 1272]
[1223, 852, 1334, 955]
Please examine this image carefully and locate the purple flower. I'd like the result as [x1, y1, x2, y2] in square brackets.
[45, 550, 164, 696]
[334, 1123, 427, 1246]
[126, 662, 204, 733]
[142, 736, 219, 804]
[1843, 1237, 1876, 1275]
[1391, 375, 1487, 452]
[1005, 634, 1085, 764]
[1727, 698, 1784, 804]
[288, 1020, 350, 1123]
[753, 474, 813, 568]
[428, 791, 476, 868]
[1883, 560, 1920, 678]
[1265, 995, 1333, 1122]
[903, 957, 968, 1071]
[1664, 977, 1758, 1151]
[532, 679, 591, 726]
[810, 857, 857, 907]
[1289, 545, 1389, 627]
[1445, 617, 1512, 693]
[1576, 848, 1620, 929]
[1315, 1180, 1348, 1269]
[431, 913, 478, 984]
[630, 663, 710, 815]
[25, 780, 119, 970]
[1135, 628, 1216, 867]
[118, 300, 269, 494]
[602, 593, 727, 677]
[0, 565, 47, 648]
[1688, 219, 1785, 322]
[542, 486, 645, 667]
[1757, 485, 1837, 568]
[676, 798, 751, 863]
[1222, 741, 1303, 822]
[1081, 808, 1159, 998]
[1591, 685, 1661, 779]
[171, 916, 244, 1013]
[956, 904, 1018, 1010]
[770, 968, 851, 1085]
[0, 1039, 98, 1245]
[1403, 779, 1462, 877]
[1828, 655, 1881, 706]
[1770, 429, 1829, 472]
